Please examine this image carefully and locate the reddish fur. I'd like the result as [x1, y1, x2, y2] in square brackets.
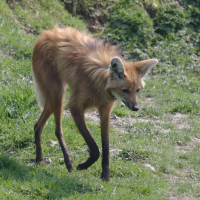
[32, 26, 158, 181]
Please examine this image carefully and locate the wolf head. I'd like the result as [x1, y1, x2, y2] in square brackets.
[106, 57, 158, 111]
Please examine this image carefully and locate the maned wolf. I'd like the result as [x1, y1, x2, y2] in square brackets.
[32, 26, 158, 181]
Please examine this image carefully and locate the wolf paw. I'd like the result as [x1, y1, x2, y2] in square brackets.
[76, 162, 87, 170]
[65, 164, 73, 172]
[101, 172, 110, 181]
[36, 160, 46, 166]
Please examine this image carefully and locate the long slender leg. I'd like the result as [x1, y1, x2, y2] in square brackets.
[98, 103, 113, 181]
[53, 97, 73, 172]
[34, 103, 52, 164]
[69, 107, 100, 170]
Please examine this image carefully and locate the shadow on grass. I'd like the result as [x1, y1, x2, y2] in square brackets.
[0, 154, 92, 199]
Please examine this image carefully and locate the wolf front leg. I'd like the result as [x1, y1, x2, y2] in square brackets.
[69, 107, 100, 170]
[98, 103, 114, 181]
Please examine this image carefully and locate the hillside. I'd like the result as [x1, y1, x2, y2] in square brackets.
[0, 0, 200, 199]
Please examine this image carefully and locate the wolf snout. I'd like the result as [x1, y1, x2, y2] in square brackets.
[123, 101, 139, 111]
[131, 105, 139, 111]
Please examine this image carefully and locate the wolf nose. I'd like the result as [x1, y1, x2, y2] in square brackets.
[132, 105, 139, 111]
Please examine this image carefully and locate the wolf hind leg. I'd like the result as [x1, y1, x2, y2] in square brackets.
[50, 90, 73, 172]
[34, 102, 52, 164]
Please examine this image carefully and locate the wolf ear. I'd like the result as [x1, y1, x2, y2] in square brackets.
[109, 57, 124, 81]
[136, 59, 158, 77]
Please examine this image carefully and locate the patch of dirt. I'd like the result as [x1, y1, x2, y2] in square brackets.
[110, 149, 122, 157]
[47, 140, 59, 147]
[0, 50, 13, 59]
[122, 115, 157, 125]
[27, 161, 36, 167]
[168, 168, 197, 183]
[85, 111, 100, 124]
[63, 108, 193, 134]
[176, 136, 200, 153]
[168, 195, 199, 200]
[62, 0, 107, 32]
[144, 97, 154, 104]
[27, 157, 53, 167]
[168, 173, 181, 184]
[167, 167, 200, 199]
[191, 136, 200, 143]
[169, 112, 190, 130]
[143, 163, 156, 172]
[63, 110, 128, 128]
[168, 135, 200, 199]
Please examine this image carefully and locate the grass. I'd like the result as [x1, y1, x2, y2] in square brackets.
[0, 0, 87, 34]
[0, 0, 200, 199]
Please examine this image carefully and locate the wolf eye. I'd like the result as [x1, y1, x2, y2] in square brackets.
[136, 89, 140, 93]
[122, 88, 129, 93]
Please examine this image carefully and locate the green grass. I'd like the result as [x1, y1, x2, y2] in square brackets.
[1, 0, 200, 199]
[0, 0, 87, 34]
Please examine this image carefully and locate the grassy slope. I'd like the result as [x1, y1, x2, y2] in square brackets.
[0, 0, 200, 199]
